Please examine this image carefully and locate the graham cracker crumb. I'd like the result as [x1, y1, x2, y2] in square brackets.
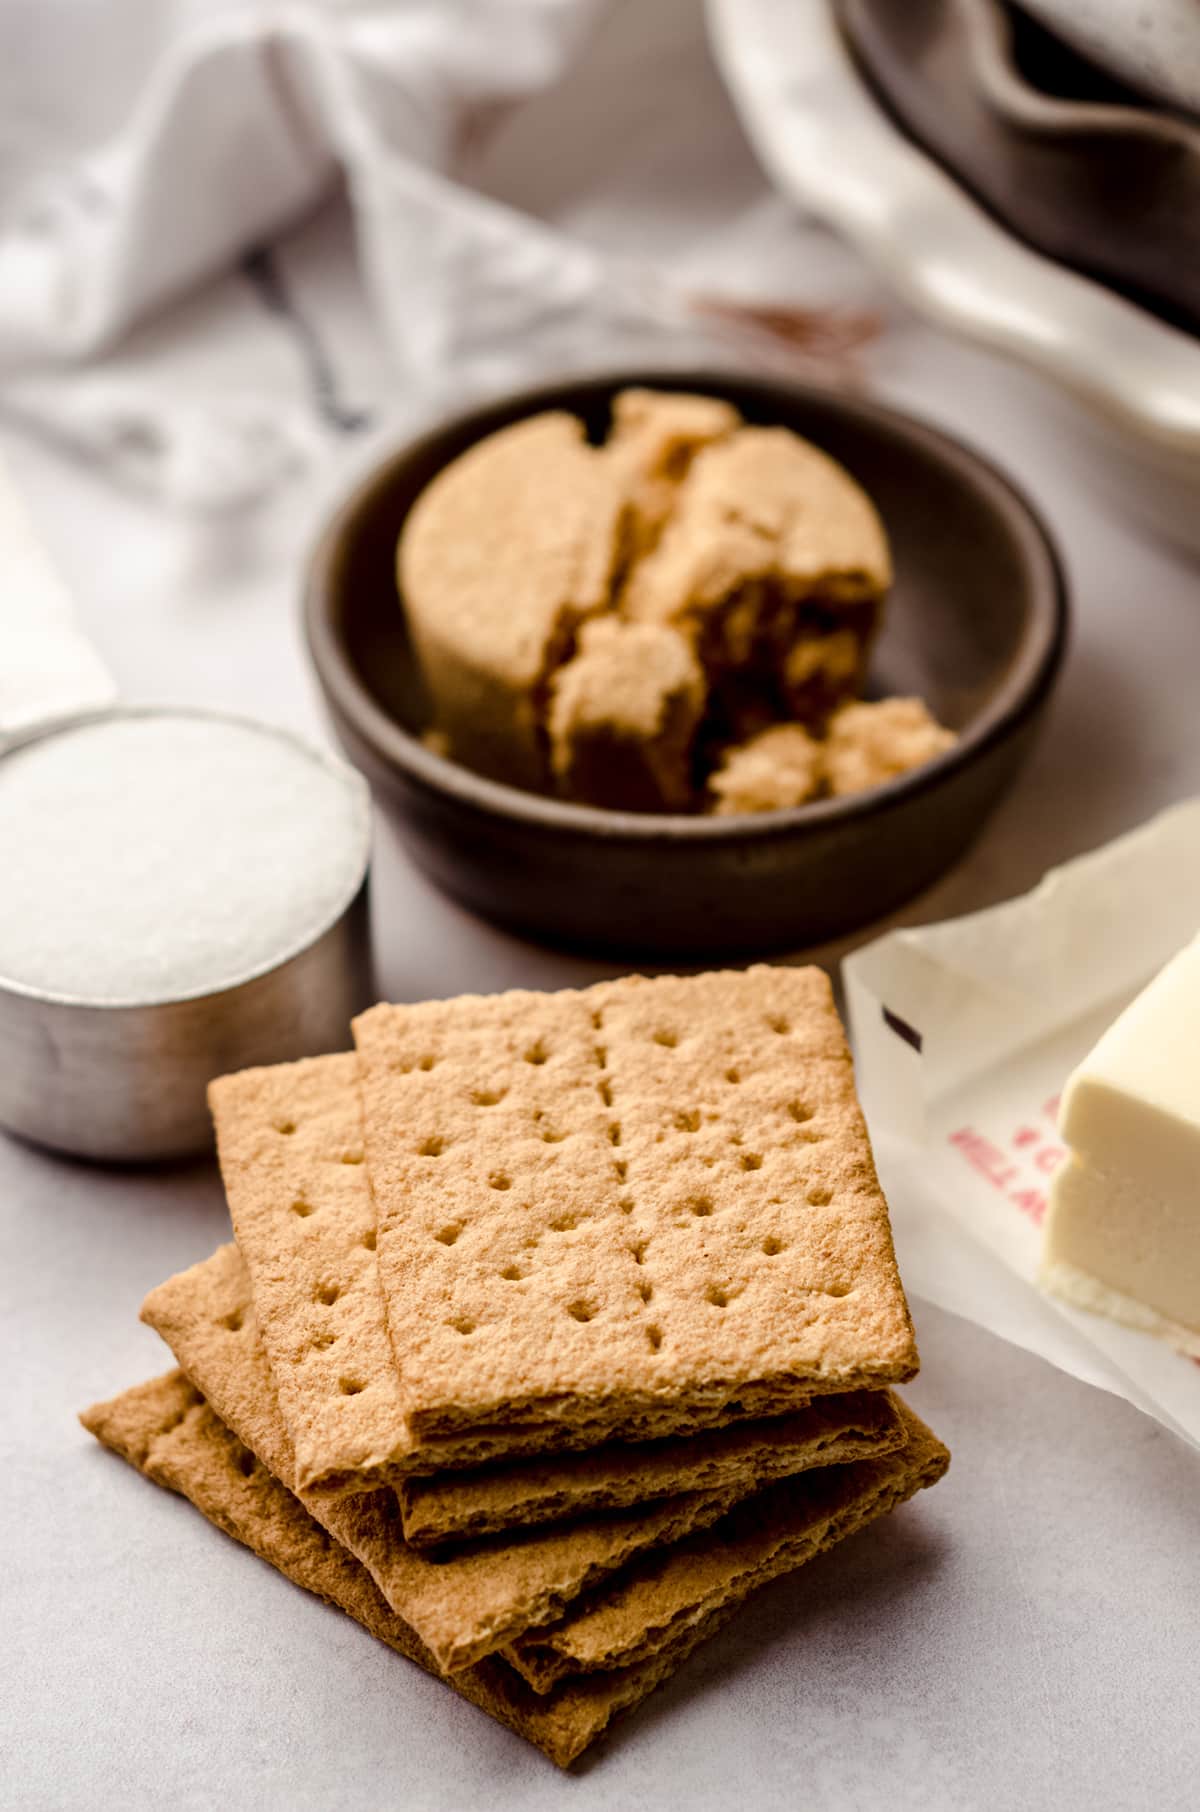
[709, 723, 823, 815]
[824, 697, 957, 797]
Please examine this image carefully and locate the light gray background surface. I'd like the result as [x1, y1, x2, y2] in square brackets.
[4, 2, 1200, 1804]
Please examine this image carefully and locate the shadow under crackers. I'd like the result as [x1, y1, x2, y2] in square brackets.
[571, 1512, 950, 1774]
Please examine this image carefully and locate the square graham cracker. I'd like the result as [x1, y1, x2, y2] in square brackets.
[398, 1389, 903, 1549]
[140, 1243, 815, 1673]
[353, 966, 917, 1444]
[503, 1398, 948, 1692]
[80, 1371, 941, 1768]
[209, 1052, 820, 1490]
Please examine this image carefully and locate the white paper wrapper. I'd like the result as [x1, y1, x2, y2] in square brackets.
[845, 801, 1200, 1450]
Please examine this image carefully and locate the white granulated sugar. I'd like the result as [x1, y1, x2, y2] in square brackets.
[0, 713, 369, 1005]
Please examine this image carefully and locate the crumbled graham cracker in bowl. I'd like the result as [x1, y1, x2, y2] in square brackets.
[709, 724, 824, 815]
[823, 697, 958, 796]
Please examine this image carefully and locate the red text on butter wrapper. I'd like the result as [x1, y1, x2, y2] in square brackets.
[946, 1100, 1064, 1228]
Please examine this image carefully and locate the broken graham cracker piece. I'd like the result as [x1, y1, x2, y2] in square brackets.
[708, 723, 823, 816]
[546, 618, 705, 812]
[353, 965, 917, 1447]
[623, 426, 890, 725]
[504, 1397, 948, 1692]
[823, 697, 957, 797]
[140, 1242, 792, 1674]
[398, 412, 624, 792]
[209, 1053, 409, 1498]
[398, 1388, 903, 1550]
[79, 1370, 738, 1770]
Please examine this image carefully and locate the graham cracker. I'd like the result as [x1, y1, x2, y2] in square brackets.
[353, 966, 917, 1444]
[398, 411, 624, 792]
[209, 1053, 410, 1498]
[504, 1397, 948, 1692]
[209, 1050, 796, 1487]
[398, 1389, 903, 1548]
[80, 1371, 941, 1767]
[140, 1243, 782, 1673]
[78, 1370, 730, 1769]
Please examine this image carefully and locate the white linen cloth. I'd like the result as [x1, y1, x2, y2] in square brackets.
[4, 0, 1195, 518]
[0, 0, 862, 509]
[0, 1, 608, 505]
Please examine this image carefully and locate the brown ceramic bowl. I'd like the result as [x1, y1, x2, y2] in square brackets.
[304, 370, 1067, 957]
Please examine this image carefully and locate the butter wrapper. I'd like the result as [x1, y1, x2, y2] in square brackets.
[845, 801, 1200, 1449]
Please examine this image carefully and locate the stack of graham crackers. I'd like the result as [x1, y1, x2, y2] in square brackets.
[82, 966, 948, 1768]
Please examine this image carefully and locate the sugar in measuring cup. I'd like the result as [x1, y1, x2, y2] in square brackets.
[0, 708, 373, 1160]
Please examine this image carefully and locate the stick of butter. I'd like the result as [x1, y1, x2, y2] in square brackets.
[1041, 932, 1200, 1357]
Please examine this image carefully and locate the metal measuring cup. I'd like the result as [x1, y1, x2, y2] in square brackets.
[0, 469, 374, 1163]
